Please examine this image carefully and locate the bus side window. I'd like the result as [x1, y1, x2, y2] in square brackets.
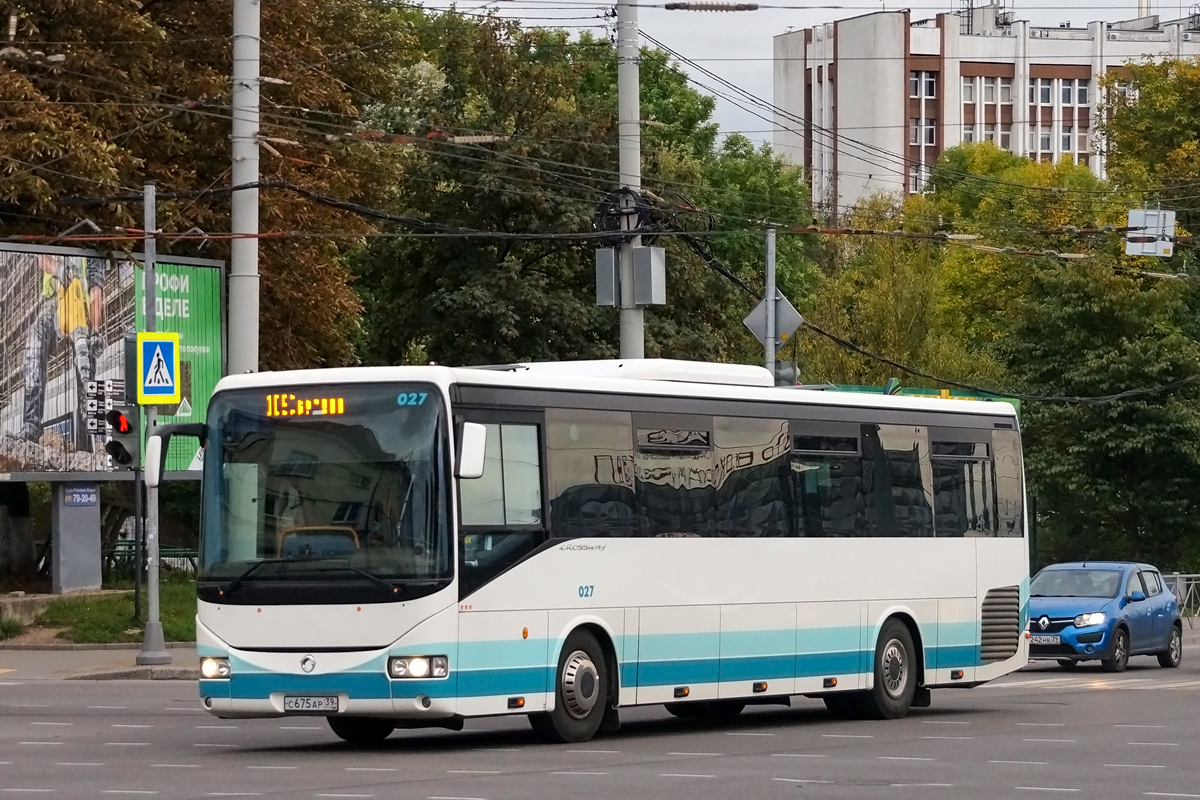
[862, 425, 935, 538]
[458, 422, 545, 598]
[713, 417, 792, 537]
[992, 429, 1024, 538]
[931, 437, 995, 537]
[790, 429, 865, 538]
[545, 409, 637, 538]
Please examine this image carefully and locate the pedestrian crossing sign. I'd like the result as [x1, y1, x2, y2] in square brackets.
[137, 332, 181, 405]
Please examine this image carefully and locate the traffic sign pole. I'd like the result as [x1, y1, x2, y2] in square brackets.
[137, 181, 170, 667]
[765, 227, 776, 381]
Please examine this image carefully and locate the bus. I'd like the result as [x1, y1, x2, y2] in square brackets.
[145, 359, 1029, 745]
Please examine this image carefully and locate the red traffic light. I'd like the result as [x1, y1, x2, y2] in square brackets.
[106, 409, 132, 433]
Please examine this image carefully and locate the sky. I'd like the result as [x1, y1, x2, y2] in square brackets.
[423, 1, 1194, 143]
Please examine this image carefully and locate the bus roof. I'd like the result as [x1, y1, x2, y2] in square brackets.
[212, 360, 1019, 419]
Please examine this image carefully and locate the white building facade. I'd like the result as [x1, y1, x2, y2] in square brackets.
[773, 2, 1200, 212]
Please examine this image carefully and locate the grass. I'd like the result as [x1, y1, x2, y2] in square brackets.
[0, 618, 23, 640]
[36, 579, 196, 643]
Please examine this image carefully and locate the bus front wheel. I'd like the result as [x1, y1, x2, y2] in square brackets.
[327, 716, 396, 746]
[854, 618, 918, 720]
[529, 629, 609, 743]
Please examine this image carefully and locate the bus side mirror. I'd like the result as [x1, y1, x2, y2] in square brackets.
[145, 423, 208, 489]
[457, 422, 487, 480]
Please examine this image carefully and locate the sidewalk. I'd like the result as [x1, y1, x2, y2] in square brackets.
[0, 644, 198, 680]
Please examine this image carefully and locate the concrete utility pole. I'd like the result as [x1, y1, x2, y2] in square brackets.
[137, 182, 170, 667]
[229, 0, 261, 374]
[616, 0, 644, 359]
[765, 227, 776, 378]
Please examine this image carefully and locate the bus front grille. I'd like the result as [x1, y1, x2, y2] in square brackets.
[980, 585, 1021, 662]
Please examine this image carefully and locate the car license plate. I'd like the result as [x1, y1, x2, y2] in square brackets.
[1030, 635, 1061, 645]
[283, 696, 339, 713]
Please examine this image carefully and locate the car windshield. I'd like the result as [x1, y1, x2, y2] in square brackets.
[198, 383, 450, 589]
[1030, 568, 1123, 599]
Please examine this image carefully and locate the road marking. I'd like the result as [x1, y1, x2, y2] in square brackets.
[196, 725, 237, 730]
[669, 752, 723, 756]
[428, 796, 488, 800]
[567, 749, 619, 754]
[1105, 764, 1164, 769]
[101, 792, 158, 796]
[89, 706, 126, 710]
[205, 794, 262, 798]
[31, 722, 72, 727]
[280, 726, 322, 731]
[483, 748, 521, 753]
[345, 768, 397, 773]
[990, 761, 1048, 766]
[316, 795, 373, 798]
[166, 708, 204, 713]
[151, 764, 199, 769]
[987, 678, 1074, 689]
[247, 766, 296, 770]
[727, 732, 774, 736]
[56, 763, 104, 767]
[1144, 794, 1200, 798]
[1116, 724, 1167, 729]
[1127, 742, 1179, 747]
[112, 725, 153, 729]
[552, 772, 608, 776]
[1015, 788, 1080, 793]
[772, 753, 827, 758]
[658, 773, 715, 778]
[823, 734, 873, 739]
[878, 756, 934, 761]
[2, 790, 54, 794]
[921, 720, 969, 725]
[105, 743, 151, 747]
[1022, 739, 1076, 743]
[194, 744, 237, 748]
[18, 742, 61, 746]
[922, 736, 974, 740]
[891, 784, 953, 788]
[772, 778, 833, 785]
[11, 704, 49, 708]
[1017, 723, 1066, 727]
[447, 771, 500, 775]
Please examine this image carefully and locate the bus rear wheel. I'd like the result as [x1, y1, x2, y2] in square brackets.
[854, 618, 917, 720]
[327, 716, 396, 746]
[529, 629, 609, 743]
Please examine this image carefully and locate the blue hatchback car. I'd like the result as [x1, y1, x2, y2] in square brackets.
[1028, 562, 1183, 672]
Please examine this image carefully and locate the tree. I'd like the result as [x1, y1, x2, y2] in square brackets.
[353, 13, 815, 367]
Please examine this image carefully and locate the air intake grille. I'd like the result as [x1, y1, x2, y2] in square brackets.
[981, 585, 1021, 662]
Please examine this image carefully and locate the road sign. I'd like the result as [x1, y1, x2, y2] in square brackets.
[744, 293, 804, 350]
[137, 332, 181, 405]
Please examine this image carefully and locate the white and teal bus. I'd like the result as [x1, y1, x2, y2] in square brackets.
[146, 359, 1029, 745]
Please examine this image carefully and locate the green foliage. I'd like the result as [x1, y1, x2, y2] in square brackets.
[0, 618, 23, 640]
[37, 581, 195, 643]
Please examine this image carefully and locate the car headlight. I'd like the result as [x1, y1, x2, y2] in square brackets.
[388, 656, 449, 679]
[1073, 612, 1106, 628]
[200, 657, 231, 679]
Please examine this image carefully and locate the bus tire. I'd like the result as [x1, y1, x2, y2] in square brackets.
[326, 716, 396, 745]
[855, 618, 917, 720]
[664, 700, 746, 720]
[529, 628, 608, 744]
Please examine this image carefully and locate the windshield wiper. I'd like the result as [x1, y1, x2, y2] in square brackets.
[222, 558, 409, 597]
[223, 558, 291, 596]
[330, 563, 401, 596]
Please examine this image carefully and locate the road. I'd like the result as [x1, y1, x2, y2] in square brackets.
[1, 656, 1198, 800]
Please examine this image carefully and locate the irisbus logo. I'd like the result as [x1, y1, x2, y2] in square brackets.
[559, 543, 606, 553]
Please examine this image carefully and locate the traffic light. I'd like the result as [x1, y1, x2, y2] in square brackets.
[104, 405, 140, 469]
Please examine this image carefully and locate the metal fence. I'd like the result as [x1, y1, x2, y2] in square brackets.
[1166, 573, 1200, 628]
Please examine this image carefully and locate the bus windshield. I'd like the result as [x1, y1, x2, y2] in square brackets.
[198, 383, 450, 601]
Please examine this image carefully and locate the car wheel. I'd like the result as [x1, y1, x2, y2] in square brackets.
[823, 693, 862, 720]
[664, 700, 746, 720]
[529, 629, 609, 743]
[1157, 625, 1182, 669]
[326, 716, 396, 745]
[854, 619, 917, 720]
[1102, 627, 1129, 673]
[1056, 659, 1078, 670]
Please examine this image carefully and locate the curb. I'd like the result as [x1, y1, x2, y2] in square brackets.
[0, 642, 196, 651]
[65, 667, 200, 681]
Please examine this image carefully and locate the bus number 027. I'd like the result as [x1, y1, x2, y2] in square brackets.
[578, 585, 594, 599]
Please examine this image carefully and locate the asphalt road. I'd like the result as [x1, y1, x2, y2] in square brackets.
[2, 655, 1198, 800]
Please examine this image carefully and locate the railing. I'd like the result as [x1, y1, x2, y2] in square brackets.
[1166, 573, 1200, 628]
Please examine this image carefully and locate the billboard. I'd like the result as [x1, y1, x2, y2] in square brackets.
[0, 244, 223, 479]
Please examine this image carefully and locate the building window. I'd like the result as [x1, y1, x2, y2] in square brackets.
[909, 166, 926, 193]
[983, 126, 996, 143]
[1040, 129, 1052, 152]
[924, 119, 937, 145]
[1028, 128, 1037, 152]
[1029, 79, 1036, 104]
[911, 70, 936, 98]
[964, 126, 976, 143]
[910, 71, 920, 97]
[1039, 79, 1052, 105]
[1000, 77, 1013, 103]
[1000, 124, 1012, 150]
[910, 118, 921, 144]
[962, 76, 976, 103]
[1077, 80, 1090, 105]
[1077, 131, 1088, 153]
[984, 77, 997, 103]
[1062, 126, 1073, 151]
[925, 73, 937, 98]
[1062, 79, 1074, 105]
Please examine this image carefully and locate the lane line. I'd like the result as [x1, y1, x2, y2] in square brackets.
[567, 749, 619, 754]
[772, 754, 827, 758]
[345, 768, 397, 773]
[18, 742, 61, 746]
[2, 791, 54, 794]
[878, 756, 934, 761]
[194, 744, 237, 748]
[447, 771, 500, 775]
[1015, 788, 1080, 793]
[105, 743, 151, 747]
[1017, 723, 1066, 727]
[668, 752, 723, 756]
[923, 736, 974, 740]
[1144, 794, 1200, 798]
[316, 795, 373, 798]
[151, 764, 199, 769]
[165, 708, 203, 712]
[112, 725, 153, 729]
[204, 794, 262, 798]
[31, 722, 72, 727]
[658, 773, 715, 778]
[772, 778, 833, 785]
[56, 763, 103, 767]
[428, 796, 488, 800]
[101, 792, 158, 796]
[551, 772, 608, 776]
[990, 761, 1048, 766]
[1116, 724, 1167, 729]
[246, 766, 296, 770]
[1127, 742, 1179, 747]
[727, 732, 774, 736]
[89, 706, 126, 710]
[1021, 739, 1076, 743]
[280, 726, 322, 731]
[1105, 764, 1165, 769]
[921, 720, 969, 725]
[196, 726, 237, 730]
[823, 734, 873, 739]
[10, 704, 49, 708]
[892, 783, 952, 788]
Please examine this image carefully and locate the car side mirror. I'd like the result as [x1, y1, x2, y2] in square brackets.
[1129, 590, 1146, 603]
[456, 421, 487, 480]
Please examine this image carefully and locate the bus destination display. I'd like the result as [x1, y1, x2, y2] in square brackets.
[265, 393, 345, 418]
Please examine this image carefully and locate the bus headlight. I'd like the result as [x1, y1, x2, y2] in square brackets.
[200, 657, 231, 679]
[389, 656, 448, 679]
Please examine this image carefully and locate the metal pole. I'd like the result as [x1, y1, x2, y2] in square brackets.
[137, 181, 170, 666]
[616, 0, 644, 359]
[133, 473, 143, 622]
[229, 0, 261, 374]
[765, 227, 777, 382]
